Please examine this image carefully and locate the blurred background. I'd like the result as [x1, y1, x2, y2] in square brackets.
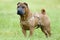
[0, 0, 60, 40]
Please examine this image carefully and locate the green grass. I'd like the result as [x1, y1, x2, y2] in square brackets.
[0, 0, 60, 40]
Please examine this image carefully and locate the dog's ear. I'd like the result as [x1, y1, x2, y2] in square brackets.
[17, 2, 20, 5]
[23, 2, 28, 7]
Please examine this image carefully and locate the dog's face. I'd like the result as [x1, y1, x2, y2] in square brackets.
[17, 2, 28, 16]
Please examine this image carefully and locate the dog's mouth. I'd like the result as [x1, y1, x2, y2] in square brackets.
[17, 8, 25, 16]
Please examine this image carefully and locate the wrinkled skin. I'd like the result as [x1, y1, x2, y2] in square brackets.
[17, 2, 51, 37]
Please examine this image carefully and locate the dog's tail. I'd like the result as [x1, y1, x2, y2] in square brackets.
[41, 9, 46, 15]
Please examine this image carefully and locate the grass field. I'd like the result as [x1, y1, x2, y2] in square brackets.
[0, 0, 60, 40]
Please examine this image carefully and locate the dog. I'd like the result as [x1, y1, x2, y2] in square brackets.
[17, 2, 51, 37]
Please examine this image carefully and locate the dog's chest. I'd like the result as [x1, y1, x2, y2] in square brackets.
[21, 16, 40, 27]
[21, 16, 35, 26]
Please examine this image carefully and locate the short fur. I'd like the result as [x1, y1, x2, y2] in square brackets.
[17, 2, 51, 37]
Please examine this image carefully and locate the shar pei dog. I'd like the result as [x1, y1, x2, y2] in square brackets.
[17, 2, 51, 37]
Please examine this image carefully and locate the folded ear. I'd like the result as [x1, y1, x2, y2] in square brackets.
[17, 2, 20, 5]
[23, 2, 28, 7]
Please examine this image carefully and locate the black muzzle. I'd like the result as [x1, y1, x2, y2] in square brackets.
[17, 8, 25, 16]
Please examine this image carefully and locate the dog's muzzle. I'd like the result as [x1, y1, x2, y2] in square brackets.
[17, 8, 25, 15]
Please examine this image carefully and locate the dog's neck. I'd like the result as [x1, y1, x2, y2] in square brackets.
[20, 9, 32, 21]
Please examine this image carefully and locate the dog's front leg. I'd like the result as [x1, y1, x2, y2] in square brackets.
[22, 28, 26, 37]
[29, 27, 34, 37]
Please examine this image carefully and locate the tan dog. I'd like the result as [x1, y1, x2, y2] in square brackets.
[17, 2, 51, 37]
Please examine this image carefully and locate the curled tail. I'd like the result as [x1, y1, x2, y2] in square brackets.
[41, 9, 46, 15]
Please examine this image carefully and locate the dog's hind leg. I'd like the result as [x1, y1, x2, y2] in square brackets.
[40, 25, 49, 38]
[46, 26, 51, 37]
[47, 29, 51, 37]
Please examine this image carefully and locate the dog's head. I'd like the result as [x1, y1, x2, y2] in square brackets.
[17, 2, 28, 16]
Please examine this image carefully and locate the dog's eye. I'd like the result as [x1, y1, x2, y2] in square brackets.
[22, 6, 25, 8]
[17, 6, 20, 8]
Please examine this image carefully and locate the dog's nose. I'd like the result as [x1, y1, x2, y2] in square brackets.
[17, 8, 24, 15]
